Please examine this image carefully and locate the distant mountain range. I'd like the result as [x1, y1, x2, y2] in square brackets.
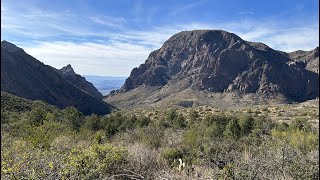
[1, 40, 113, 115]
[84, 75, 126, 96]
[106, 30, 319, 109]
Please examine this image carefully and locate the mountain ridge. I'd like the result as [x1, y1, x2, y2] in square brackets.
[106, 30, 319, 108]
[55, 64, 103, 99]
[1, 40, 112, 115]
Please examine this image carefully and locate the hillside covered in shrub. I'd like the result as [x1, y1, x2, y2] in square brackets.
[1, 93, 319, 179]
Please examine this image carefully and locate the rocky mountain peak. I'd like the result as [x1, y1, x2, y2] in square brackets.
[58, 64, 103, 99]
[109, 29, 318, 107]
[60, 64, 76, 74]
[121, 29, 284, 92]
[161, 30, 244, 52]
[1, 42, 111, 115]
[1, 40, 23, 52]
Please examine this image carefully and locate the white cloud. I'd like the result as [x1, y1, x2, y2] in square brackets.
[21, 41, 153, 77]
[239, 11, 255, 15]
[229, 22, 319, 52]
[168, 0, 208, 16]
[2, 2, 318, 76]
[12, 19, 319, 76]
[114, 20, 319, 52]
[90, 16, 126, 28]
[257, 27, 319, 52]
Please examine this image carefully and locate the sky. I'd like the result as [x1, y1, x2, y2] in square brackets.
[1, 0, 319, 76]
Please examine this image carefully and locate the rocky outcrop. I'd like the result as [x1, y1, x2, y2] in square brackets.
[286, 47, 319, 73]
[57, 64, 103, 99]
[107, 30, 319, 108]
[1, 41, 112, 115]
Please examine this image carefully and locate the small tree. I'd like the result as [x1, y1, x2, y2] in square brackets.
[172, 114, 187, 129]
[166, 109, 177, 122]
[119, 114, 136, 131]
[253, 115, 274, 136]
[204, 121, 222, 139]
[63, 107, 84, 131]
[189, 109, 199, 122]
[239, 114, 255, 136]
[274, 122, 289, 132]
[223, 118, 241, 139]
[26, 107, 46, 126]
[45, 112, 58, 122]
[135, 115, 151, 128]
[203, 113, 229, 135]
[85, 114, 101, 131]
[290, 118, 312, 132]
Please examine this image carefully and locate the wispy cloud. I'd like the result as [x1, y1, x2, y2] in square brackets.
[2, 1, 319, 76]
[16, 20, 318, 76]
[169, 0, 208, 16]
[3, 2, 318, 52]
[221, 19, 319, 51]
[21, 41, 153, 76]
[90, 16, 127, 28]
[239, 11, 255, 15]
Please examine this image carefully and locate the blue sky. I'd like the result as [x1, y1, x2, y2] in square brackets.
[1, 0, 319, 76]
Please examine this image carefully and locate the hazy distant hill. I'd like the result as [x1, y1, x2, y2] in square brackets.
[1, 40, 113, 115]
[84, 75, 126, 95]
[106, 30, 319, 109]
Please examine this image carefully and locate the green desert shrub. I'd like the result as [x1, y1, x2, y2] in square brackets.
[44, 112, 59, 122]
[274, 122, 289, 131]
[139, 127, 163, 149]
[135, 115, 151, 128]
[1, 111, 21, 124]
[161, 147, 184, 165]
[84, 114, 102, 131]
[62, 144, 128, 179]
[223, 118, 241, 139]
[63, 107, 84, 131]
[203, 121, 222, 139]
[290, 118, 312, 132]
[238, 114, 255, 136]
[119, 114, 136, 131]
[104, 112, 139, 137]
[153, 117, 171, 129]
[165, 109, 177, 122]
[94, 130, 104, 144]
[202, 113, 229, 137]
[103, 112, 151, 137]
[271, 129, 319, 152]
[25, 120, 66, 149]
[221, 163, 236, 179]
[251, 115, 275, 136]
[189, 109, 199, 122]
[183, 124, 201, 149]
[26, 107, 47, 126]
[154, 109, 187, 129]
[172, 114, 187, 129]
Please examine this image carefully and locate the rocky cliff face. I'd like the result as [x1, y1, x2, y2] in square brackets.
[57, 64, 103, 99]
[286, 47, 319, 73]
[107, 30, 319, 108]
[1, 41, 112, 115]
